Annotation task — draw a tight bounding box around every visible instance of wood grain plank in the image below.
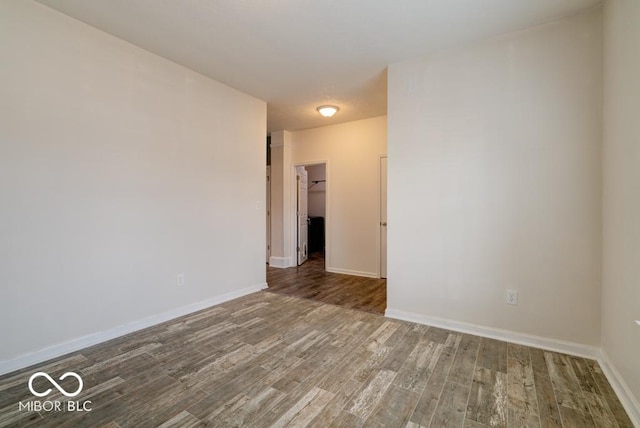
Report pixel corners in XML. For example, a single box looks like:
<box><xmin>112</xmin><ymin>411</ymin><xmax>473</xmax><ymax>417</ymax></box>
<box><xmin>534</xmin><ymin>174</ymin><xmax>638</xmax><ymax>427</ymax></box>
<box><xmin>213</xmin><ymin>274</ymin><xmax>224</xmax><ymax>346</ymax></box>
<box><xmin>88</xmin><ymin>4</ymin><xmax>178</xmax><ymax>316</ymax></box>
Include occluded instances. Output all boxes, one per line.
<box><xmin>429</xmin><ymin>381</ymin><xmax>470</xmax><ymax>427</ymax></box>
<box><xmin>466</xmin><ymin>367</ymin><xmax>507</xmax><ymax>427</ymax></box>
<box><xmin>583</xmin><ymin>391</ymin><xmax>620</xmax><ymax>428</ymax></box>
<box><xmin>259</xmin><ymin>340</ymin><xmax>358</xmax><ymax>427</ymax></box>
<box><xmin>114</xmin><ymin>376</ymin><xmax>208</xmax><ymax>428</ymax></box>
<box><xmin>350</xmin><ymin>344</ymin><xmax>392</xmax><ymax>384</ymax></box>
<box><xmin>423</xmin><ymin>326</ymin><xmax>452</xmax><ymax>344</ymax></box>
<box><xmin>225</xmin><ymin>386</ymin><xmax>285</xmax><ymax>426</ymax></box>
<box><xmin>394</xmin><ymin>339</ymin><xmax>442</xmax><ymax>393</ymax></box>
<box><xmin>185</xmin><ymin>365</ymin><xmax>269</xmax><ymax>420</ymax></box>
<box><xmin>530</xmin><ymin>348</ymin><xmax>563</xmax><ymax>428</ymax></box>
<box><xmin>507</xmin><ymin>408</ymin><xmax>541</xmax><ymax>427</ymax></box>
<box><xmin>366</xmin><ymin>385</ymin><xmax>420</xmax><ymax>427</ymax></box>
<box><xmin>329</xmin><ymin>410</ymin><xmax>365</xmax><ymax>428</ymax></box>
<box><xmin>570</xmin><ymin>357</ymin><xmax>600</xmax><ymax>394</ymax></box>
<box><xmin>272</xmin><ymin>387</ymin><xmax>334</xmax><ymax>428</ymax></box>
<box><xmin>477</xmin><ymin>338</ymin><xmax>508</xmax><ymax>373</ymax></box>
<box><xmin>271</xmin><ymin>345</ymin><xmax>338</xmax><ymax>393</ymax></box>
<box><xmin>316</xmin><ymin>344</ymin><xmax>370</xmax><ymax>394</ymax></box>
<box><xmin>0</xmin><ymin>403</ymin><xmax>44</xmax><ymax>427</ymax></box>
<box><xmin>156</xmin><ymin>410</ymin><xmax>203</xmax><ymax>428</ymax></box>
<box><xmin>558</xmin><ymin>405</ymin><xmax>596</xmax><ymax>428</ymax></box>
<box><xmin>379</xmin><ymin>326</ymin><xmax>424</xmax><ymax>372</ymax></box>
<box><xmin>346</xmin><ymin>369</ymin><xmax>396</xmax><ymax>419</ymax></box>
<box><xmin>464</xmin><ymin>419</ymin><xmax>491</xmax><ymax>428</ymax></box>
<box><xmin>447</xmin><ymin>334</ymin><xmax>481</xmax><ymax>387</ymax></box>
<box><xmin>553</xmin><ymin>387</ymin><xmax>592</xmax><ymax>415</ymax></box>
<box><xmin>585</xmin><ymin>359</ymin><xmax>635</xmax><ymax>428</ymax></box>
<box><xmin>544</xmin><ymin>351</ymin><xmax>592</xmax><ymax>417</ymax></box>
<box><xmin>507</xmin><ymin>343</ymin><xmax>538</xmax><ymax>416</ymax></box>
<box><xmin>544</xmin><ymin>351</ymin><xmax>581</xmax><ymax>392</ymax></box>
<box><xmin>382</xmin><ymin>322</ymin><xmax>411</xmax><ymax>348</ymax></box>
<box><xmin>409</xmin><ymin>332</ymin><xmax>461</xmax><ymax>426</ymax></box>
<box><xmin>307</xmin><ymin>378</ymin><xmax>361</xmax><ymax>428</ymax></box>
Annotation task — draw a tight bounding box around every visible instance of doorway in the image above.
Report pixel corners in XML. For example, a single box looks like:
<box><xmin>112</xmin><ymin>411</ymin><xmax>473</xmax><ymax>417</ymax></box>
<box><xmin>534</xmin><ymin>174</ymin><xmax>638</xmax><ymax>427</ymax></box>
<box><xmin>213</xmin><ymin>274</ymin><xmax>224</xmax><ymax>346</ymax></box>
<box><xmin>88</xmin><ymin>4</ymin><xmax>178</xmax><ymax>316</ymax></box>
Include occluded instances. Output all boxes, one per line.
<box><xmin>295</xmin><ymin>163</ymin><xmax>327</xmax><ymax>268</ymax></box>
<box><xmin>296</xmin><ymin>166</ymin><xmax>309</xmax><ymax>265</ymax></box>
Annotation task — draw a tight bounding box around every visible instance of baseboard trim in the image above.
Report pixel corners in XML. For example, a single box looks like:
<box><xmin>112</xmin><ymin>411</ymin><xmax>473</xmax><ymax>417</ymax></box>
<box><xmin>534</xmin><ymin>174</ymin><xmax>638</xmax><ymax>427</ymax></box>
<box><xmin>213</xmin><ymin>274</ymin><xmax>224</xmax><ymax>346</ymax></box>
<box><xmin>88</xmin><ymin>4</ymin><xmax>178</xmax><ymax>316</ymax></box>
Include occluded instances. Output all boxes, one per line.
<box><xmin>385</xmin><ymin>308</ymin><xmax>600</xmax><ymax>360</ymax></box>
<box><xmin>269</xmin><ymin>256</ymin><xmax>293</xmax><ymax>268</ymax></box>
<box><xmin>598</xmin><ymin>350</ymin><xmax>640</xmax><ymax>426</ymax></box>
<box><xmin>0</xmin><ymin>282</ymin><xmax>268</xmax><ymax>376</ymax></box>
<box><xmin>325</xmin><ymin>267</ymin><xmax>379</xmax><ymax>278</ymax></box>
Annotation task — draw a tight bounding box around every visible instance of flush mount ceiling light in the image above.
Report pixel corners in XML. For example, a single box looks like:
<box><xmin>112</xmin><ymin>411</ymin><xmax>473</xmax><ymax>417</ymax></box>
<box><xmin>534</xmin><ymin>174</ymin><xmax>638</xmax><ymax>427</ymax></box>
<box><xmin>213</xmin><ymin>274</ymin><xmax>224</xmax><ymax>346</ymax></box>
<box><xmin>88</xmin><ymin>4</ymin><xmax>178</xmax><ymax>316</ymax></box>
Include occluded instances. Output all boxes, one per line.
<box><xmin>316</xmin><ymin>105</ymin><xmax>339</xmax><ymax>117</ymax></box>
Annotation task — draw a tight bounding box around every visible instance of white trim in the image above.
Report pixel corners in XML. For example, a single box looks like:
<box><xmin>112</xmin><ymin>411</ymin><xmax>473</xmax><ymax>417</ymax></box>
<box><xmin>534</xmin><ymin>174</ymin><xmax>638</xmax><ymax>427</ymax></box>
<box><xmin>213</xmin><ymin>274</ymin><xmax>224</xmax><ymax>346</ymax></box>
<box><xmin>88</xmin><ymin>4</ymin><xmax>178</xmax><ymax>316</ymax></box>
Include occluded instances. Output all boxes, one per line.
<box><xmin>268</xmin><ymin>256</ymin><xmax>293</xmax><ymax>268</ymax></box>
<box><xmin>269</xmin><ymin>142</ymin><xmax>282</xmax><ymax>148</ymax></box>
<box><xmin>326</xmin><ymin>267</ymin><xmax>379</xmax><ymax>279</ymax></box>
<box><xmin>598</xmin><ymin>350</ymin><xmax>640</xmax><ymax>426</ymax></box>
<box><xmin>0</xmin><ymin>283</ymin><xmax>267</xmax><ymax>376</ymax></box>
<box><xmin>384</xmin><ymin>308</ymin><xmax>600</xmax><ymax>359</ymax></box>
<box><xmin>378</xmin><ymin>154</ymin><xmax>387</xmax><ymax>279</ymax></box>
<box><xmin>266</xmin><ymin>166</ymin><xmax>271</xmax><ymax>264</ymax></box>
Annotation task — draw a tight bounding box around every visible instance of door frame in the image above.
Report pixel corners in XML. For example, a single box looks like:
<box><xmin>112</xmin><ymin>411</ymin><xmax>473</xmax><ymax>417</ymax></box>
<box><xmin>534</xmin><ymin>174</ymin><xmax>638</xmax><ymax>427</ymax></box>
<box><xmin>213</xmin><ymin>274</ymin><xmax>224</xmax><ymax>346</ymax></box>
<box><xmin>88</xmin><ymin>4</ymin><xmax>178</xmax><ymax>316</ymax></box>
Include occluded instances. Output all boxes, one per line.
<box><xmin>378</xmin><ymin>155</ymin><xmax>387</xmax><ymax>279</ymax></box>
<box><xmin>295</xmin><ymin>166</ymin><xmax>309</xmax><ymax>265</ymax></box>
<box><xmin>266</xmin><ymin>166</ymin><xmax>271</xmax><ymax>264</ymax></box>
<box><xmin>290</xmin><ymin>161</ymin><xmax>329</xmax><ymax>269</ymax></box>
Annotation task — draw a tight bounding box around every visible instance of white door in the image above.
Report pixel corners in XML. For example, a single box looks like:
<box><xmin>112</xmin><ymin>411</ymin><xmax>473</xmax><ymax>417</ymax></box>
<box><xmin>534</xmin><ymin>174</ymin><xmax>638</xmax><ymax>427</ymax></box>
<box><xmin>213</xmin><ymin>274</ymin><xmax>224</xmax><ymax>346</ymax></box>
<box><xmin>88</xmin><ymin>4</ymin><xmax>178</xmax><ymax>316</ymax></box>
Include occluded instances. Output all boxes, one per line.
<box><xmin>380</xmin><ymin>157</ymin><xmax>387</xmax><ymax>278</ymax></box>
<box><xmin>296</xmin><ymin>166</ymin><xmax>309</xmax><ymax>265</ymax></box>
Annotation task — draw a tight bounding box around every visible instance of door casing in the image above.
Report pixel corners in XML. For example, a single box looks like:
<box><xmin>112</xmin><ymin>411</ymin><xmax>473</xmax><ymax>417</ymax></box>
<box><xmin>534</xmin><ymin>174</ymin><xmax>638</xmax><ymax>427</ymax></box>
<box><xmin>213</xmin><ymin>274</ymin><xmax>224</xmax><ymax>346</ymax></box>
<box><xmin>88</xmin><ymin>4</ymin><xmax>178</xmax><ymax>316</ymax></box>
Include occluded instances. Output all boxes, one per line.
<box><xmin>290</xmin><ymin>161</ymin><xmax>328</xmax><ymax>268</ymax></box>
<box><xmin>296</xmin><ymin>166</ymin><xmax>309</xmax><ymax>265</ymax></box>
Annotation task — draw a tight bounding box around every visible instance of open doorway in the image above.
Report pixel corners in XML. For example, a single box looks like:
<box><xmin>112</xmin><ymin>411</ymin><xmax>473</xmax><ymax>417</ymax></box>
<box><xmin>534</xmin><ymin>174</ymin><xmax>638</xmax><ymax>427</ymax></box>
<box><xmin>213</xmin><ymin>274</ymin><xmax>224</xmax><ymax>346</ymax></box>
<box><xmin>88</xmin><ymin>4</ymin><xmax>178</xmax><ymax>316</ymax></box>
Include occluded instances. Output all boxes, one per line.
<box><xmin>295</xmin><ymin>166</ymin><xmax>308</xmax><ymax>265</ymax></box>
<box><xmin>295</xmin><ymin>163</ymin><xmax>326</xmax><ymax>268</ymax></box>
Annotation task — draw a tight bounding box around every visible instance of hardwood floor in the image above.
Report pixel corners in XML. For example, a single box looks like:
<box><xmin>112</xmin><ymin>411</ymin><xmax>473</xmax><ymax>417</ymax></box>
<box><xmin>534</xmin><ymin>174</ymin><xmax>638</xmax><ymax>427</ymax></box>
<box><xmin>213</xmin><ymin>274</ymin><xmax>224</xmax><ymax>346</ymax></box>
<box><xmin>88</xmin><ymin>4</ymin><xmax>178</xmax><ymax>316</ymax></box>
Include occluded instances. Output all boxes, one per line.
<box><xmin>0</xmin><ymin>292</ymin><xmax>633</xmax><ymax>427</ymax></box>
<box><xmin>266</xmin><ymin>252</ymin><xmax>386</xmax><ymax>315</ymax></box>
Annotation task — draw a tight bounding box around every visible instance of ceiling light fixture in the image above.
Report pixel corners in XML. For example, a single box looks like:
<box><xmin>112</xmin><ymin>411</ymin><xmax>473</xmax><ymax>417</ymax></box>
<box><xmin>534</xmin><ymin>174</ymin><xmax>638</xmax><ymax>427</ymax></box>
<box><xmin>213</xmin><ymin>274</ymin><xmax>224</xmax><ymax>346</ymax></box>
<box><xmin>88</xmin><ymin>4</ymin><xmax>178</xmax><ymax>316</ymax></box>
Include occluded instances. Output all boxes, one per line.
<box><xmin>316</xmin><ymin>105</ymin><xmax>339</xmax><ymax>117</ymax></box>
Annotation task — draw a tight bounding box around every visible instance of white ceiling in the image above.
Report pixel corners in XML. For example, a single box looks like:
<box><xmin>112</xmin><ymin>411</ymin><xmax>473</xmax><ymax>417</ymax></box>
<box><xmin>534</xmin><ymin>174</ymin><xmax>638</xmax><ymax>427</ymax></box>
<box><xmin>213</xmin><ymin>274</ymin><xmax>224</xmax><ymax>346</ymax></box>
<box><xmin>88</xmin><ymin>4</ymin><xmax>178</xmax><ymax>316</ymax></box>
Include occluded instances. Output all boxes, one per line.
<box><xmin>36</xmin><ymin>0</ymin><xmax>600</xmax><ymax>133</ymax></box>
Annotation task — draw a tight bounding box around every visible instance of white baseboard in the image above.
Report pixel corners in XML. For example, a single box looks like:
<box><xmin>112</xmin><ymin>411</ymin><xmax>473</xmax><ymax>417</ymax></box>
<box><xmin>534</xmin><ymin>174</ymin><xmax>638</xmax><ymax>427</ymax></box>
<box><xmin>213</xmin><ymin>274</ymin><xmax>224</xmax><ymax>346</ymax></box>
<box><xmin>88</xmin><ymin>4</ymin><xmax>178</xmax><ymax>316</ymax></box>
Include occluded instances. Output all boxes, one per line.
<box><xmin>384</xmin><ymin>308</ymin><xmax>600</xmax><ymax>360</ymax></box>
<box><xmin>0</xmin><ymin>282</ymin><xmax>267</xmax><ymax>376</ymax></box>
<box><xmin>325</xmin><ymin>267</ymin><xmax>379</xmax><ymax>278</ymax></box>
<box><xmin>598</xmin><ymin>350</ymin><xmax>640</xmax><ymax>426</ymax></box>
<box><xmin>269</xmin><ymin>256</ymin><xmax>293</xmax><ymax>268</ymax></box>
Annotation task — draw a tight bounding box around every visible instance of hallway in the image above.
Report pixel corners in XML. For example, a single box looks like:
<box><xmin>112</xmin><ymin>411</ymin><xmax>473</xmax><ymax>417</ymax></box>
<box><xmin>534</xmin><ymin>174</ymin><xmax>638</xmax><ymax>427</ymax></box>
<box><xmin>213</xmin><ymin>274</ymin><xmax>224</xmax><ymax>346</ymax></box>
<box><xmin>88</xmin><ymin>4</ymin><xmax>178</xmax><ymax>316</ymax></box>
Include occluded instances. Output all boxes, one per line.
<box><xmin>266</xmin><ymin>253</ymin><xmax>386</xmax><ymax>315</ymax></box>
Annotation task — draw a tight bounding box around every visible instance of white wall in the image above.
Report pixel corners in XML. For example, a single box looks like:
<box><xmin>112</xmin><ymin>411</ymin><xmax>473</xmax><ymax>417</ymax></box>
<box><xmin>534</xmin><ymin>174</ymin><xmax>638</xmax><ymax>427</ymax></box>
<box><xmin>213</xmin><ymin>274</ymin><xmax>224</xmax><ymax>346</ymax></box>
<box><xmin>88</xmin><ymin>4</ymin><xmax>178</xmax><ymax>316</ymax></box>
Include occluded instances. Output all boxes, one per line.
<box><xmin>268</xmin><ymin>131</ymin><xmax>294</xmax><ymax>268</ymax></box>
<box><xmin>0</xmin><ymin>1</ymin><xmax>266</xmax><ymax>366</ymax></box>
<box><xmin>602</xmin><ymin>0</ymin><xmax>640</xmax><ymax>411</ymax></box>
<box><xmin>290</xmin><ymin>116</ymin><xmax>387</xmax><ymax>277</ymax></box>
<box><xmin>387</xmin><ymin>10</ymin><xmax>602</xmax><ymax>345</ymax></box>
<box><xmin>306</xmin><ymin>164</ymin><xmax>326</xmax><ymax>218</ymax></box>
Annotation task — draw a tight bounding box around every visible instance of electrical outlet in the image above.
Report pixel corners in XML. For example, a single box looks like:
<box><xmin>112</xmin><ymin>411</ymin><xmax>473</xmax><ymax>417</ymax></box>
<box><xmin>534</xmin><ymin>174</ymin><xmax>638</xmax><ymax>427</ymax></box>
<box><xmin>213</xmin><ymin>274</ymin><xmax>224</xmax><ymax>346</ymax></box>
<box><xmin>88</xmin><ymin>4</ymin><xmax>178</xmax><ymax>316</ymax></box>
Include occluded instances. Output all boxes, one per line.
<box><xmin>177</xmin><ymin>273</ymin><xmax>185</xmax><ymax>287</ymax></box>
<box><xmin>506</xmin><ymin>289</ymin><xmax>518</xmax><ymax>305</ymax></box>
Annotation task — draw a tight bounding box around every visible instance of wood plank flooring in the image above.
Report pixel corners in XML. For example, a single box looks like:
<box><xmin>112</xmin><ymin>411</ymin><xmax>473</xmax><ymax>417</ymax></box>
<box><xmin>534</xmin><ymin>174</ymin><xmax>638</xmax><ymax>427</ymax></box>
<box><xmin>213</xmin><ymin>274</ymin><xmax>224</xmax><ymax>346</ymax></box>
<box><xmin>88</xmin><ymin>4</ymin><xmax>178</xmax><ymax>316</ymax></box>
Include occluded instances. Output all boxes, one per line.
<box><xmin>266</xmin><ymin>253</ymin><xmax>386</xmax><ymax>315</ymax></box>
<box><xmin>0</xmin><ymin>291</ymin><xmax>633</xmax><ymax>427</ymax></box>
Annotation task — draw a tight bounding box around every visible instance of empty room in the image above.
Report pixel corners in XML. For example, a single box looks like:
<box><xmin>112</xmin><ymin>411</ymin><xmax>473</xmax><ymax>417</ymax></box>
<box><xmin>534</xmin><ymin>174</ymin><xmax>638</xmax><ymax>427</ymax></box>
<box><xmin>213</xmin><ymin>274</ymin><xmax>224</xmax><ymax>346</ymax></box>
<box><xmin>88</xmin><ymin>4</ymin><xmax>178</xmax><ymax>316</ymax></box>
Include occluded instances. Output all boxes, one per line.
<box><xmin>0</xmin><ymin>1</ymin><xmax>638</xmax><ymax>427</ymax></box>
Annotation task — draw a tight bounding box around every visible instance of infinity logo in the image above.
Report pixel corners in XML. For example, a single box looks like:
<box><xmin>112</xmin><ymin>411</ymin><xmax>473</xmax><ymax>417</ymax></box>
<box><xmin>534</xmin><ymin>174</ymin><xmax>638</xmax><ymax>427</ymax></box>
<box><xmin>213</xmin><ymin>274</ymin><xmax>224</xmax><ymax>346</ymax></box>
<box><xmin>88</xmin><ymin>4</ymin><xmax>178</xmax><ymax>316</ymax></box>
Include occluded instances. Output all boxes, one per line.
<box><xmin>28</xmin><ymin>372</ymin><xmax>83</xmax><ymax>398</ymax></box>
